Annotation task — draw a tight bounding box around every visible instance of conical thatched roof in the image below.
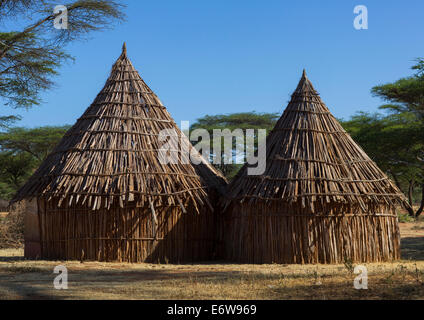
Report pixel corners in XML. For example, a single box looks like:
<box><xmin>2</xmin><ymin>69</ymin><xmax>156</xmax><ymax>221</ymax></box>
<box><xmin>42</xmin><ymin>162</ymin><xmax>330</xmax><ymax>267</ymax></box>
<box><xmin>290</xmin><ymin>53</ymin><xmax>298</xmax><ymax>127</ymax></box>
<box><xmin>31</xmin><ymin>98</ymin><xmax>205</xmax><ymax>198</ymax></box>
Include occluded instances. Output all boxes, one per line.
<box><xmin>14</xmin><ymin>43</ymin><xmax>226</xmax><ymax>210</ymax></box>
<box><xmin>225</xmin><ymin>70</ymin><xmax>408</xmax><ymax>213</ymax></box>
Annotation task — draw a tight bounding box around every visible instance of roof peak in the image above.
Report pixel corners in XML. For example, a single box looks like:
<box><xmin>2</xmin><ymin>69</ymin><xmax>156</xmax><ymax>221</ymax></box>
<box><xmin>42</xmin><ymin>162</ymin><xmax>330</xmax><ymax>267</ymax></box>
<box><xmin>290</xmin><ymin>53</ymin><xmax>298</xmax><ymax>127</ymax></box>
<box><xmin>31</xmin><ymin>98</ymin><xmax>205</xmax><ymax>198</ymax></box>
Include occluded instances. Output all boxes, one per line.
<box><xmin>293</xmin><ymin>69</ymin><xmax>317</xmax><ymax>96</ymax></box>
<box><xmin>12</xmin><ymin>43</ymin><xmax>227</xmax><ymax>209</ymax></box>
<box><xmin>121</xmin><ymin>42</ymin><xmax>127</xmax><ymax>56</ymax></box>
<box><xmin>224</xmin><ymin>69</ymin><xmax>408</xmax><ymax>210</ymax></box>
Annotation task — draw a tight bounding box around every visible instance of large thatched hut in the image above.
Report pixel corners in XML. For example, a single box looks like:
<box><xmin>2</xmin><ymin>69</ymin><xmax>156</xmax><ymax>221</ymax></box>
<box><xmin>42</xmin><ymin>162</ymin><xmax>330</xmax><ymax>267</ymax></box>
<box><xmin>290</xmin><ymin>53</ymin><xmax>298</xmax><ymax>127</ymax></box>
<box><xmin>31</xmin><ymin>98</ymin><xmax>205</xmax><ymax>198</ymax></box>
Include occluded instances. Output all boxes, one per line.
<box><xmin>223</xmin><ymin>70</ymin><xmax>408</xmax><ymax>264</ymax></box>
<box><xmin>14</xmin><ymin>44</ymin><xmax>226</xmax><ymax>263</ymax></box>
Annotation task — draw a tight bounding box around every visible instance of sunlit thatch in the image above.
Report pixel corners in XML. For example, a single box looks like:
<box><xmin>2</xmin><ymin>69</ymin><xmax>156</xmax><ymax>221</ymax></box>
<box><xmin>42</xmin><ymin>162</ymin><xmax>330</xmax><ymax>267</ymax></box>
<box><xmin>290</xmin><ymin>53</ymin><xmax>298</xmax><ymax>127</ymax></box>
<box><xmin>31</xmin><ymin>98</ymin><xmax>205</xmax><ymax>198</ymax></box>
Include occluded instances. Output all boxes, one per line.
<box><xmin>223</xmin><ymin>70</ymin><xmax>408</xmax><ymax>264</ymax></box>
<box><xmin>14</xmin><ymin>44</ymin><xmax>227</xmax><ymax>263</ymax></box>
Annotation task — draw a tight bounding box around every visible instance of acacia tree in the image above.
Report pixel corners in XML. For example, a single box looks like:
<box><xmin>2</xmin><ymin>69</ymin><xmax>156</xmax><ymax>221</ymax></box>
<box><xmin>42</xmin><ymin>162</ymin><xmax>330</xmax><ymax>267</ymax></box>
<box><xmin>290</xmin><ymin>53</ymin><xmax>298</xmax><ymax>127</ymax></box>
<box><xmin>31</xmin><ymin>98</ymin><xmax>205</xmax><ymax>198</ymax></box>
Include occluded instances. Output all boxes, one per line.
<box><xmin>190</xmin><ymin>112</ymin><xmax>279</xmax><ymax>179</ymax></box>
<box><xmin>0</xmin><ymin>125</ymin><xmax>70</xmax><ymax>163</ymax></box>
<box><xmin>372</xmin><ymin>59</ymin><xmax>424</xmax><ymax>119</ymax></box>
<box><xmin>0</xmin><ymin>125</ymin><xmax>69</xmax><ymax>199</ymax></box>
<box><xmin>0</xmin><ymin>152</ymin><xmax>35</xmax><ymax>197</ymax></box>
<box><xmin>370</xmin><ymin>59</ymin><xmax>424</xmax><ymax>217</ymax></box>
<box><xmin>342</xmin><ymin>111</ymin><xmax>423</xmax><ymax>217</ymax></box>
<box><xmin>0</xmin><ymin>0</ymin><xmax>125</xmax><ymax>116</ymax></box>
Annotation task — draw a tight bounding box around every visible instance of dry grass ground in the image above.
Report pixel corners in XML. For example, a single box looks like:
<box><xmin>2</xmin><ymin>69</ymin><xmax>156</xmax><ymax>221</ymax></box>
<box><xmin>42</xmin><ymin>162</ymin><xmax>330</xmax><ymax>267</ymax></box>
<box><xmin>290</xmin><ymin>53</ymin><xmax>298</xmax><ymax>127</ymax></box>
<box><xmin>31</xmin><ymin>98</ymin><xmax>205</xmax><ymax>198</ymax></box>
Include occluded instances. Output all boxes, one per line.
<box><xmin>0</xmin><ymin>220</ymin><xmax>423</xmax><ymax>300</ymax></box>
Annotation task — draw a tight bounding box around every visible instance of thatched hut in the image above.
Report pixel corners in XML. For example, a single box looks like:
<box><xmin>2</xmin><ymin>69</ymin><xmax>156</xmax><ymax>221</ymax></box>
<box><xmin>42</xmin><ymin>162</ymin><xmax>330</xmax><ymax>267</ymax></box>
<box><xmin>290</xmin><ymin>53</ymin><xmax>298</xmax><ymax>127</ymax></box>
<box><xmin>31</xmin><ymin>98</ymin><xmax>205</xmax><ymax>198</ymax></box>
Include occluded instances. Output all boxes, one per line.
<box><xmin>14</xmin><ymin>44</ymin><xmax>226</xmax><ymax>263</ymax></box>
<box><xmin>223</xmin><ymin>70</ymin><xmax>408</xmax><ymax>264</ymax></box>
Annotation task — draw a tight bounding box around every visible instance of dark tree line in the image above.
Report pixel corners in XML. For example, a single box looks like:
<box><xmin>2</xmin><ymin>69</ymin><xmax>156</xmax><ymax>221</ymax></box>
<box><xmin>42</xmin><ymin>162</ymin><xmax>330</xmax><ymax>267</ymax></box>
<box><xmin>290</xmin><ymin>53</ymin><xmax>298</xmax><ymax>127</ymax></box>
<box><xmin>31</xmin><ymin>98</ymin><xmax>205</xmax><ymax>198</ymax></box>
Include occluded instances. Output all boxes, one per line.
<box><xmin>0</xmin><ymin>126</ymin><xmax>69</xmax><ymax>199</ymax></box>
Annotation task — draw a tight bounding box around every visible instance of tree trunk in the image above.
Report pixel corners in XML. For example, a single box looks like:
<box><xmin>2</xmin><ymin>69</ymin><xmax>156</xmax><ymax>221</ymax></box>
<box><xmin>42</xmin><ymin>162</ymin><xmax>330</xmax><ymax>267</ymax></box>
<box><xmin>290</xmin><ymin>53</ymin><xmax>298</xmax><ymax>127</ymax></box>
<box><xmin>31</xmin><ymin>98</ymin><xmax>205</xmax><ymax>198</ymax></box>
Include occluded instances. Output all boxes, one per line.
<box><xmin>407</xmin><ymin>179</ymin><xmax>415</xmax><ymax>216</ymax></box>
<box><xmin>390</xmin><ymin>171</ymin><xmax>402</xmax><ymax>190</ymax></box>
<box><xmin>415</xmin><ymin>183</ymin><xmax>424</xmax><ymax>217</ymax></box>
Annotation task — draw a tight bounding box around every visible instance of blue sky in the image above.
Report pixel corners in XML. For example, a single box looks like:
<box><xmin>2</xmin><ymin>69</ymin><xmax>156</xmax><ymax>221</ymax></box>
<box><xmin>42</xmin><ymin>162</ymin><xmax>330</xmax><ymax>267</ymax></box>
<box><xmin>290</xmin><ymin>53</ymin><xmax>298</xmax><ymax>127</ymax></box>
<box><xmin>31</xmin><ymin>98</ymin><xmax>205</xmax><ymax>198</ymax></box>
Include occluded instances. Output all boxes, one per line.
<box><xmin>3</xmin><ymin>0</ymin><xmax>424</xmax><ymax>128</ymax></box>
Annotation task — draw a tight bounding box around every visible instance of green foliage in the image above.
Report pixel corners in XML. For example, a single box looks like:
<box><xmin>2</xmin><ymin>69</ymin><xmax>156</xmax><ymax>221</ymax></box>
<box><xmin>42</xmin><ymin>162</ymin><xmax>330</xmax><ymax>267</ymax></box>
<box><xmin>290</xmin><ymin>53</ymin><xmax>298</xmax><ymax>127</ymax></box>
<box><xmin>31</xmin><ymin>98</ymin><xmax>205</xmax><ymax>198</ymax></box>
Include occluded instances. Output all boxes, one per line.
<box><xmin>0</xmin><ymin>0</ymin><xmax>126</xmax><ymax>108</ymax></box>
<box><xmin>398</xmin><ymin>213</ymin><xmax>416</xmax><ymax>223</ymax></box>
<box><xmin>0</xmin><ymin>152</ymin><xmax>35</xmax><ymax>199</ymax></box>
<box><xmin>0</xmin><ymin>31</ymin><xmax>69</xmax><ymax>108</ymax></box>
<box><xmin>0</xmin><ymin>125</ymin><xmax>68</xmax><ymax>199</ymax></box>
<box><xmin>341</xmin><ymin>111</ymin><xmax>423</xmax><ymax>215</ymax></box>
<box><xmin>191</xmin><ymin>112</ymin><xmax>280</xmax><ymax>129</ymax></box>
<box><xmin>343</xmin><ymin>256</ymin><xmax>354</xmax><ymax>274</ymax></box>
<box><xmin>372</xmin><ymin>78</ymin><xmax>424</xmax><ymax>119</ymax></box>
<box><xmin>341</xmin><ymin>112</ymin><xmax>422</xmax><ymax>177</ymax></box>
<box><xmin>0</xmin><ymin>115</ymin><xmax>20</xmax><ymax>130</ymax></box>
<box><xmin>343</xmin><ymin>58</ymin><xmax>424</xmax><ymax>217</ymax></box>
<box><xmin>190</xmin><ymin>112</ymin><xmax>279</xmax><ymax>179</ymax></box>
<box><xmin>412</xmin><ymin>58</ymin><xmax>424</xmax><ymax>78</ymax></box>
<box><xmin>0</xmin><ymin>181</ymin><xmax>15</xmax><ymax>200</ymax></box>
<box><xmin>372</xmin><ymin>59</ymin><xmax>424</xmax><ymax>119</ymax></box>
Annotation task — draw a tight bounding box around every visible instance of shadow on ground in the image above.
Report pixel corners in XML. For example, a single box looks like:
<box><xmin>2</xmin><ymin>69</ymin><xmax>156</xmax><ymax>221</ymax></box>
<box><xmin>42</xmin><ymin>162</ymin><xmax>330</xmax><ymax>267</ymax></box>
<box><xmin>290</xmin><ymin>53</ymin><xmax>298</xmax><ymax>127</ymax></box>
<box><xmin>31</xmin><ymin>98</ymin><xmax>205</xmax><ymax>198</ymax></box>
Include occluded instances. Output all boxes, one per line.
<box><xmin>0</xmin><ymin>256</ymin><xmax>25</xmax><ymax>262</ymax></box>
<box><xmin>1</xmin><ymin>265</ymin><xmax>424</xmax><ymax>300</ymax></box>
<box><xmin>401</xmin><ymin>237</ymin><xmax>424</xmax><ymax>261</ymax></box>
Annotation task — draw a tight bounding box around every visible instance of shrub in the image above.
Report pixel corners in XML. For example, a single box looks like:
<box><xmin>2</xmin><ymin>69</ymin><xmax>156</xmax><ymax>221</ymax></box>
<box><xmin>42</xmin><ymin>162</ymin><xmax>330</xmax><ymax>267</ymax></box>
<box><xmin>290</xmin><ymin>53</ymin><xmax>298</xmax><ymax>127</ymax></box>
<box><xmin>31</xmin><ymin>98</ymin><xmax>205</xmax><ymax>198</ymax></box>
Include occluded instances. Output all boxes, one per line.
<box><xmin>398</xmin><ymin>213</ymin><xmax>416</xmax><ymax>223</ymax></box>
<box><xmin>0</xmin><ymin>201</ymin><xmax>24</xmax><ymax>248</ymax></box>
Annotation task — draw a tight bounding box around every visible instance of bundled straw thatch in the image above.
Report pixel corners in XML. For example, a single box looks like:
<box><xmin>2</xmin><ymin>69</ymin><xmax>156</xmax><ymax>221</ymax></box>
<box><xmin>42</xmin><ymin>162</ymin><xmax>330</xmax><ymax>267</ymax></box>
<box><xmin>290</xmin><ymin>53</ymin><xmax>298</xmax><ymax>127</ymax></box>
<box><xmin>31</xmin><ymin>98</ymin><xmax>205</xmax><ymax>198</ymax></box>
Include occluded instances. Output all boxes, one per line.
<box><xmin>14</xmin><ymin>43</ymin><xmax>227</xmax><ymax>263</ymax></box>
<box><xmin>223</xmin><ymin>70</ymin><xmax>409</xmax><ymax>264</ymax></box>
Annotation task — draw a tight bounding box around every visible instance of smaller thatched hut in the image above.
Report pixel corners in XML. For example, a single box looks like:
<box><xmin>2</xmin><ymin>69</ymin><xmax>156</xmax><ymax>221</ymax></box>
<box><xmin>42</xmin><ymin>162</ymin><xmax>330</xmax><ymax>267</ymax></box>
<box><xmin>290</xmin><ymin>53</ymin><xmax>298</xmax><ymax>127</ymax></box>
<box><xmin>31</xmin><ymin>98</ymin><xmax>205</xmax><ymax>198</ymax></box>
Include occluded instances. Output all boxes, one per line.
<box><xmin>223</xmin><ymin>70</ymin><xmax>409</xmax><ymax>264</ymax></box>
